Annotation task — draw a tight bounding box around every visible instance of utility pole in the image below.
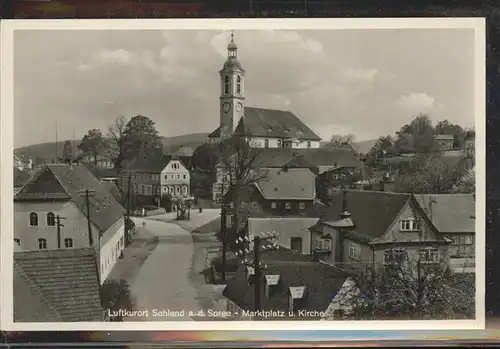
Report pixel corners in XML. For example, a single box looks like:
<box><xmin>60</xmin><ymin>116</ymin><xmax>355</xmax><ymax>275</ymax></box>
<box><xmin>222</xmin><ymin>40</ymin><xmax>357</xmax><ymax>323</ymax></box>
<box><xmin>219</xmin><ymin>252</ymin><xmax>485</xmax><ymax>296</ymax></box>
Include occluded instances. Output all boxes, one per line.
<box><xmin>56</xmin><ymin>215</ymin><xmax>66</xmax><ymax>249</ymax></box>
<box><xmin>220</xmin><ymin>173</ymin><xmax>227</xmax><ymax>281</ymax></box>
<box><xmin>235</xmin><ymin>232</ymin><xmax>279</xmax><ymax>312</ymax></box>
<box><xmin>78</xmin><ymin>189</ymin><xmax>97</xmax><ymax>246</ymax></box>
<box><xmin>125</xmin><ymin>174</ymin><xmax>133</xmax><ymax>245</ymax></box>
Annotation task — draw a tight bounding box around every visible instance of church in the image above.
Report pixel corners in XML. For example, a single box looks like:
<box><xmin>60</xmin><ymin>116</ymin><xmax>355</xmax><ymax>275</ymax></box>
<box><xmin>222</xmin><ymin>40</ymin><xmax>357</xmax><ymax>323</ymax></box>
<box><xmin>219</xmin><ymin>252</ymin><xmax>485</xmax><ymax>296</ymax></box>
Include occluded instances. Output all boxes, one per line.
<box><xmin>208</xmin><ymin>33</ymin><xmax>322</xmax><ymax>149</ymax></box>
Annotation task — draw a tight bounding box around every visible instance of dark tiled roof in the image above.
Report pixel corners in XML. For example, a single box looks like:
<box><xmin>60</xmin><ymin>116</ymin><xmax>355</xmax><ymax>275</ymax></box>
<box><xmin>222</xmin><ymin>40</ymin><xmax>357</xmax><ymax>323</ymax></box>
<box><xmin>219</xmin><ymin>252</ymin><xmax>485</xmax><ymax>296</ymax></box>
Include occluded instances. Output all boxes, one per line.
<box><xmin>15</xmin><ymin>164</ymin><xmax>125</xmax><ymax>233</ymax></box>
<box><xmin>126</xmin><ymin>154</ymin><xmax>192</xmax><ymax>173</ymax></box>
<box><xmin>252</xmin><ymin>148</ymin><xmax>365</xmax><ymax>170</ymax></box>
<box><xmin>14</xmin><ymin>248</ymin><xmax>103</xmax><ymax>322</ymax></box>
<box><xmin>233</xmin><ymin>107</ymin><xmax>321</xmax><ymax>141</ymax></box>
<box><xmin>314</xmin><ymin>190</ymin><xmax>411</xmax><ymax>241</ymax></box>
<box><xmin>223</xmin><ymin>251</ymin><xmax>348</xmax><ymax>318</ymax></box>
<box><xmin>14</xmin><ymin>167</ymin><xmax>31</xmax><ymax>188</ymax></box>
<box><xmin>102</xmin><ymin>182</ymin><xmax>125</xmax><ymax>204</ymax></box>
<box><xmin>415</xmin><ymin>194</ymin><xmax>475</xmax><ymax>234</ymax></box>
<box><xmin>192</xmin><ymin>216</ymin><xmax>221</xmax><ymax>234</ymax></box>
<box><xmin>255</xmin><ymin>168</ymin><xmax>316</xmax><ymax>200</ymax></box>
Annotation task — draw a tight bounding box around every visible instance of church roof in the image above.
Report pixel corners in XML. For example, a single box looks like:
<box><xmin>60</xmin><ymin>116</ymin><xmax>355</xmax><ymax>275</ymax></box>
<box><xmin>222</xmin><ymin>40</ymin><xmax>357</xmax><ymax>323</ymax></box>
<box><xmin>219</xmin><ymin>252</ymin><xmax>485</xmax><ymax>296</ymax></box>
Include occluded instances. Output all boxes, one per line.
<box><xmin>222</xmin><ymin>57</ymin><xmax>244</xmax><ymax>71</ymax></box>
<box><xmin>209</xmin><ymin>107</ymin><xmax>321</xmax><ymax>141</ymax></box>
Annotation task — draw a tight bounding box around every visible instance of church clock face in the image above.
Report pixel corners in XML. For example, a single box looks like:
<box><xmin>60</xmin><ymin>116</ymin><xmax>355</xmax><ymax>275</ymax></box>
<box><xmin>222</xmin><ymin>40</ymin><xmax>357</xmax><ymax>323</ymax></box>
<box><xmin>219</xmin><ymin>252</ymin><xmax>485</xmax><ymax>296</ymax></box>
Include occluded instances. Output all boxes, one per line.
<box><xmin>236</xmin><ymin>103</ymin><xmax>242</xmax><ymax>112</ymax></box>
<box><xmin>223</xmin><ymin>102</ymin><xmax>230</xmax><ymax>113</ymax></box>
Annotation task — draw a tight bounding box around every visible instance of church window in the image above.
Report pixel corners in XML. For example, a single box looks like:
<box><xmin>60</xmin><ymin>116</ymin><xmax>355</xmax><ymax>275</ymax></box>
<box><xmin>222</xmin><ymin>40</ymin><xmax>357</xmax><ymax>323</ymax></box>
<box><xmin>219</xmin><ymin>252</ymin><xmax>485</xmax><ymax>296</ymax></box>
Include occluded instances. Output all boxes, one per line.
<box><xmin>224</xmin><ymin>76</ymin><xmax>230</xmax><ymax>94</ymax></box>
<box><xmin>264</xmin><ymin>139</ymin><xmax>269</xmax><ymax>148</ymax></box>
<box><xmin>236</xmin><ymin>76</ymin><xmax>241</xmax><ymax>94</ymax></box>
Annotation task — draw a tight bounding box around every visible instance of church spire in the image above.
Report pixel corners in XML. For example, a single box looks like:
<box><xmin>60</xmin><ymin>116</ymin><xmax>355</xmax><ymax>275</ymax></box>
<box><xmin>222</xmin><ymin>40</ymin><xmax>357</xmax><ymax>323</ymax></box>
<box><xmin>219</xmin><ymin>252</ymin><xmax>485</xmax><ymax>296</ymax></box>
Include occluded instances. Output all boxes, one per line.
<box><xmin>227</xmin><ymin>31</ymin><xmax>238</xmax><ymax>58</ymax></box>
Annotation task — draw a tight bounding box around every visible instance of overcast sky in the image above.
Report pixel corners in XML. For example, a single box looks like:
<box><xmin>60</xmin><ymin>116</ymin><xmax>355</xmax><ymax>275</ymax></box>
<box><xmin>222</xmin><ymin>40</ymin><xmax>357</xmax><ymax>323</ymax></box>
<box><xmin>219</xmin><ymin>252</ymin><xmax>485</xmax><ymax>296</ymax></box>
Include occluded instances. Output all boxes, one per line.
<box><xmin>13</xmin><ymin>28</ymin><xmax>475</xmax><ymax>148</ymax></box>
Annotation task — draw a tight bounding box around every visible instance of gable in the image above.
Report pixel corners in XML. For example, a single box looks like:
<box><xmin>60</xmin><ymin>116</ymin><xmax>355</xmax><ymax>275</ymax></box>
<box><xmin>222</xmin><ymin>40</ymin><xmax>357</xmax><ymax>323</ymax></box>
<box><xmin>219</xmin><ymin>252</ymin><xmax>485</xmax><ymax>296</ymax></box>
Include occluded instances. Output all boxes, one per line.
<box><xmin>163</xmin><ymin>159</ymin><xmax>188</xmax><ymax>173</ymax></box>
<box><xmin>15</xmin><ymin>167</ymin><xmax>70</xmax><ymax>201</ymax></box>
<box><xmin>372</xmin><ymin>200</ymin><xmax>440</xmax><ymax>244</ymax></box>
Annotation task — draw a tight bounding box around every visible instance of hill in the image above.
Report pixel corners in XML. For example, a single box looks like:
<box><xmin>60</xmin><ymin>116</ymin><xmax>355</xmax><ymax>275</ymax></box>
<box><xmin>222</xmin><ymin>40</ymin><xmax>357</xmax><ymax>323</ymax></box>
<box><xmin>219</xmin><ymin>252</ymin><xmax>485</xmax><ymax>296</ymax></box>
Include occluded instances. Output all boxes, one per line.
<box><xmin>14</xmin><ymin>133</ymin><xmax>210</xmax><ymax>161</ymax></box>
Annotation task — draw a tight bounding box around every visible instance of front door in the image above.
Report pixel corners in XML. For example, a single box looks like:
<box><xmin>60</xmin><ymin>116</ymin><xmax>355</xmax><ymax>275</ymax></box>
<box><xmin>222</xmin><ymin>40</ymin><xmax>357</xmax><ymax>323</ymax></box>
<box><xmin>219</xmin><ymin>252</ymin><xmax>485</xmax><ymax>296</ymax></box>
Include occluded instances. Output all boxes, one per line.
<box><xmin>290</xmin><ymin>237</ymin><xmax>303</xmax><ymax>253</ymax></box>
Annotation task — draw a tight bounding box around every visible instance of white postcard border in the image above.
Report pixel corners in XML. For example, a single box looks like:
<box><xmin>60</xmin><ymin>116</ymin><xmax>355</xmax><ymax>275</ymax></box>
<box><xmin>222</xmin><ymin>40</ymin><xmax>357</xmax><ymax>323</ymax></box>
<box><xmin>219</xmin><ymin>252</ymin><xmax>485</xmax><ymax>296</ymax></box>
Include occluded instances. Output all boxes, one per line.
<box><xmin>0</xmin><ymin>18</ymin><xmax>486</xmax><ymax>332</ymax></box>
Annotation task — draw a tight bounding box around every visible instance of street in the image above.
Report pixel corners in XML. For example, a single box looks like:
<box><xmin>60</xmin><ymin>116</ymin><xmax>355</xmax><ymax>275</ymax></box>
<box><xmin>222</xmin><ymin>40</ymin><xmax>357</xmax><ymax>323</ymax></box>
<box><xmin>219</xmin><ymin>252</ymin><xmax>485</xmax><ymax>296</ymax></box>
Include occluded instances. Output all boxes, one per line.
<box><xmin>110</xmin><ymin>209</ymin><xmax>229</xmax><ymax>321</ymax></box>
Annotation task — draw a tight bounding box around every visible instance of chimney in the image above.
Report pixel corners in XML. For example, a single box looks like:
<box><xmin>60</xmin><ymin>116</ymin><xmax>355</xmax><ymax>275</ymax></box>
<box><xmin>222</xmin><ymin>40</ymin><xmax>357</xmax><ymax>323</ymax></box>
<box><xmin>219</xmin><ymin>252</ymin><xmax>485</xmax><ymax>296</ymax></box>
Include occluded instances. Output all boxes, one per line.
<box><xmin>340</xmin><ymin>190</ymin><xmax>350</xmax><ymax>219</ymax></box>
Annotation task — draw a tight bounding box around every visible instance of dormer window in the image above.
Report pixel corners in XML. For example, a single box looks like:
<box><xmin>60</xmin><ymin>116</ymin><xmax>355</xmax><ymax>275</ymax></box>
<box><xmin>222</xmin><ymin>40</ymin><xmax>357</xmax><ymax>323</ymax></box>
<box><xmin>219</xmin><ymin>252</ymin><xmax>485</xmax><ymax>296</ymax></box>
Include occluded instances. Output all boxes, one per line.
<box><xmin>400</xmin><ymin>218</ymin><xmax>419</xmax><ymax>232</ymax></box>
<box><xmin>288</xmin><ymin>286</ymin><xmax>307</xmax><ymax>312</ymax></box>
<box><xmin>264</xmin><ymin>274</ymin><xmax>280</xmax><ymax>297</ymax></box>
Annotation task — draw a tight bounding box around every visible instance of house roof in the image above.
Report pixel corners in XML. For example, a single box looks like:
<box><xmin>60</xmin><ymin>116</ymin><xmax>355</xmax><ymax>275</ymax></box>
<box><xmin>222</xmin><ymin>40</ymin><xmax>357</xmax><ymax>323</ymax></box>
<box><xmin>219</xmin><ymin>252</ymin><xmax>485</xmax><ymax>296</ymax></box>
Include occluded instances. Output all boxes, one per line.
<box><xmin>414</xmin><ymin>194</ymin><xmax>475</xmax><ymax>234</ymax></box>
<box><xmin>248</xmin><ymin>217</ymin><xmax>320</xmax><ymax>240</ymax></box>
<box><xmin>14</xmin><ymin>167</ymin><xmax>31</xmax><ymax>188</ymax></box>
<box><xmin>125</xmin><ymin>154</ymin><xmax>191</xmax><ymax>173</ymax></box>
<box><xmin>232</xmin><ymin>107</ymin><xmax>321</xmax><ymax>141</ymax></box>
<box><xmin>102</xmin><ymin>182</ymin><xmax>125</xmax><ymax>204</ymax></box>
<box><xmin>14</xmin><ymin>164</ymin><xmax>125</xmax><ymax>233</ymax></box>
<box><xmin>313</xmin><ymin>190</ymin><xmax>411</xmax><ymax>241</ymax></box>
<box><xmin>251</xmin><ymin>148</ymin><xmax>365</xmax><ymax>171</ymax></box>
<box><xmin>435</xmin><ymin>134</ymin><xmax>455</xmax><ymax>140</ymax></box>
<box><xmin>14</xmin><ymin>248</ymin><xmax>103</xmax><ymax>322</ymax></box>
<box><xmin>223</xmin><ymin>251</ymin><xmax>349</xmax><ymax>318</ymax></box>
<box><xmin>255</xmin><ymin>168</ymin><xmax>316</xmax><ymax>200</ymax></box>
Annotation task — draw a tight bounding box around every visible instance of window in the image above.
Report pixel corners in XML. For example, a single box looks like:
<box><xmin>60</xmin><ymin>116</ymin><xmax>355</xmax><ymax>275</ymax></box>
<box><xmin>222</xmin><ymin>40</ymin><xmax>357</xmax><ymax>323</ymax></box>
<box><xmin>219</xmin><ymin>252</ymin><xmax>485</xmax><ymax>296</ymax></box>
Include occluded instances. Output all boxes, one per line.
<box><xmin>177</xmin><ymin>174</ymin><xmax>181</xmax><ymax>180</ymax></box>
<box><xmin>307</xmin><ymin>141</ymin><xmax>311</xmax><ymax>148</ymax></box>
<box><xmin>164</xmin><ymin>187</ymin><xmax>167</xmax><ymax>192</ymax></box>
<box><xmin>164</xmin><ymin>175</ymin><xmax>167</xmax><ymax>180</ymax></box>
<box><xmin>29</xmin><ymin>212</ymin><xmax>38</xmax><ymax>227</ymax></box>
<box><xmin>264</xmin><ymin>139</ymin><xmax>269</xmax><ymax>148</ymax></box>
<box><xmin>290</xmin><ymin>237</ymin><xmax>303</xmax><ymax>253</ymax></box>
<box><xmin>400</xmin><ymin>218</ymin><xmax>418</xmax><ymax>231</ymax></box>
<box><xmin>271</xmin><ymin>202</ymin><xmax>277</xmax><ymax>209</ymax></box>
<box><xmin>348</xmin><ymin>242</ymin><xmax>360</xmax><ymax>260</ymax></box>
<box><xmin>169</xmin><ymin>186</ymin><xmax>174</xmax><ymax>193</ymax></box>
<box><xmin>224</xmin><ymin>75</ymin><xmax>230</xmax><ymax>94</ymax></box>
<box><xmin>46</xmin><ymin>212</ymin><xmax>56</xmax><ymax>226</ymax></box>
<box><xmin>236</xmin><ymin>75</ymin><xmax>241</xmax><ymax>94</ymax></box>
<box><xmin>419</xmin><ymin>248</ymin><xmax>439</xmax><ymax>263</ymax></box>
<box><xmin>183</xmin><ymin>174</ymin><xmax>187</xmax><ymax>179</ymax></box>
<box><xmin>285</xmin><ymin>202</ymin><xmax>291</xmax><ymax>210</ymax></box>
<box><xmin>38</xmin><ymin>238</ymin><xmax>47</xmax><ymax>250</ymax></box>
<box><xmin>176</xmin><ymin>186</ymin><xmax>180</xmax><ymax>193</ymax></box>
<box><xmin>315</xmin><ymin>238</ymin><xmax>332</xmax><ymax>251</ymax></box>
<box><xmin>14</xmin><ymin>238</ymin><xmax>20</xmax><ymax>246</ymax></box>
<box><xmin>451</xmin><ymin>236</ymin><xmax>460</xmax><ymax>245</ymax></box>
<box><xmin>183</xmin><ymin>186</ymin><xmax>188</xmax><ymax>194</ymax></box>
<box><xmin>299</xmin><ymin>203</ymin><xmax>305</xmax><ymax>210</ymax></box>
<box><xmin>384</xmin><ymin>249</ymin><xmax>406</xmax><ymax>265</ymax></box>
<box><xmin>465</xmin><ymin>235</ymin><xmax>474</xmax><ymax>245</ymax></box>
<box><xmin>64</xmin><ymin>238</ymin><xmax>73</xmax><ymax>248</ymax></box>
<box><xmin>277</xmin><ymin>139</ymin><xmax>282</xmax><ymax>148</ymax></box>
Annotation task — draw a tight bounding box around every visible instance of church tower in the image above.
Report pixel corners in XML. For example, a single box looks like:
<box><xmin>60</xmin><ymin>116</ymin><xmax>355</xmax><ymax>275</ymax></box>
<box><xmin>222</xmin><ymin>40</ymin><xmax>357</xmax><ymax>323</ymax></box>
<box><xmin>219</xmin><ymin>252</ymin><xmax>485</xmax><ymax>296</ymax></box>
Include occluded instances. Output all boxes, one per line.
<box><xmin>219</xmin><ymin>32</ymin><xmax>245</xmax><ymax>140</ymax></box>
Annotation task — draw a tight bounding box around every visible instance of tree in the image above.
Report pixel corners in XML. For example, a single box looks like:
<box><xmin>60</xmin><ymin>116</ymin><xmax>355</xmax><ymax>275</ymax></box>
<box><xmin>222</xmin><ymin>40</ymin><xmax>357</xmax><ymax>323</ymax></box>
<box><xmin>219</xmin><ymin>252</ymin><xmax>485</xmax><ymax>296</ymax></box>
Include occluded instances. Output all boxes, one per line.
<box><xmin>217</xmin><ymin>138</ymin><xmax>268</xmax><ymax>240</ymax></box>
<box><xmin>107</xmin><ymin>116</ymin><xmax>128</xmax><ymax>171</ymax></box>
<box><xmin>327</xmin><ymin>134</ymin><xmax>356</xmax><ymax>152</ymax></box>
<box><xmin>394</xmin><ymin>154</ymin><xmax>463</xmax><ymax>194</ymax></box>
<box><xmin>434</xmin><ymin>120</ymin><xmax>466</xmax><ymax>148</ymax></box>
<box><xmin>100</xmin><ymin>279</ymin><xmax>135</xmax><ymax>321</ymax></box>
<box><xmin>365</xmin><ymin>135</ymin><xmax>393</xmax><ymax>166</ymax></box>
<box><xmin>341</xmin><ymin>259</ymin><xmax>475</xmax><ymax>320</ymax></box>
<box><xmin>394</xmin><ymin>114</ymin><xmax>436</xmax><ymax>154</ymax></box>
<box><xmin>192</xmin><ymin>142</ymin><xmax>219</xmax><ymax>177</ymax></box>
<box><xmin>123</xmin><ymin>115</ymin><xmax>161</xmax><ymax>162</ymax></box>
<box><xmin>78</xmin><ymin>129</ymin><xmax>105</xmax><ymax>168</ymax></box>
<box><xmin>62</xmin><ymin>140</ymin><xmax>73</xmax><ymax>162</ymax></box>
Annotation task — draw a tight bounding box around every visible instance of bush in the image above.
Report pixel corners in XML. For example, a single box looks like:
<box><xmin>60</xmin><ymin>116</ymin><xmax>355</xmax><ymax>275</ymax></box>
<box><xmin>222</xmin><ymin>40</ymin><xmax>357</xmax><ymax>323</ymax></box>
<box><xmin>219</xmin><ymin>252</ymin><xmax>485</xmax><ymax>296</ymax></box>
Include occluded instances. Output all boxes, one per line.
<box><xmin>100</xmin><ymin>279</ymin><xmax>135</xmax><ymax>322</ymax></box>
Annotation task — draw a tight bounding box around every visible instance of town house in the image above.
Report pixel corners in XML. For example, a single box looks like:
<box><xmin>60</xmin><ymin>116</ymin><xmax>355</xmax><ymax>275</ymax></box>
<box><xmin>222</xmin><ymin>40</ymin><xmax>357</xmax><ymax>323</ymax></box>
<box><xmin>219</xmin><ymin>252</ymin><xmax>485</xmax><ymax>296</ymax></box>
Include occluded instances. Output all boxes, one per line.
<box><xmin>434</xmin><ymin>134</ymin><xmax>455</xmax><ymax>151</ymax></box>
<box><xmin>222</xmin><ymin>247</ymin><xmax>356</xmax><ymax>320</ymax></box>
<box><xmin>213</xmin><ymin>147</ymin><xmax>366</xmax><ymax>205</ymax></box>
<box><xmin>223</xmin><ymin>167</ymin><xmax>318</xmax><ymax>232</ymax></box>
<box><xmin>14</xmin><ymin>163</ymin><xmax>126</xmax><ymax>283</ymax></box>
<box><xmin>121</xmin><ymin>153</ymin><xmax>192</xmax><ymax>205</ymax></box>
<box><xmin>415</xmin><ymin>194</ymin><xmax>475</xmax><ymax>273</ymax></box>
<box><xmin>309</xmin><ymin>190</ymin><xmax>451</xmax><ymax>274</ymax></box>
<box><xmin>14</xmin><ymin>247</ymin><xmax>104</xmax><ymax>322</ymax></box>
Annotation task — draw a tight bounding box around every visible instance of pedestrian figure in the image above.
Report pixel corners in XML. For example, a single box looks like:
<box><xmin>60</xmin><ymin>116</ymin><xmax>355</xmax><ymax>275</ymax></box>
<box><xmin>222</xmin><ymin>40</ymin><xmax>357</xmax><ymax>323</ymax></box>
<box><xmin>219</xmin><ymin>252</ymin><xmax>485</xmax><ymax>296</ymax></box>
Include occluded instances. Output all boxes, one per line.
<box><xmin>199</xmin><ymin>207</ymin><xmax>203</xmax><ymax>213</ymax></box>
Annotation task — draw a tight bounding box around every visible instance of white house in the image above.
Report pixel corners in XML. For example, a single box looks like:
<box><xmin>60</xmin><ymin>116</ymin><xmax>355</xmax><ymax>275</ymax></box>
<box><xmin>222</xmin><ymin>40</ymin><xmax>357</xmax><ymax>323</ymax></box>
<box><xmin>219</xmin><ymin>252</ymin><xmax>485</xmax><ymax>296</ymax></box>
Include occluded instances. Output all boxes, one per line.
<box><xmin>14</xmin><ymin>163</ymin><xmax>126</xmax><ymax>284</ymax></box>
<box><xmin>160</xmin><ymin>156</ymin><xmax>191</xmax><ymax>197</ymax></box>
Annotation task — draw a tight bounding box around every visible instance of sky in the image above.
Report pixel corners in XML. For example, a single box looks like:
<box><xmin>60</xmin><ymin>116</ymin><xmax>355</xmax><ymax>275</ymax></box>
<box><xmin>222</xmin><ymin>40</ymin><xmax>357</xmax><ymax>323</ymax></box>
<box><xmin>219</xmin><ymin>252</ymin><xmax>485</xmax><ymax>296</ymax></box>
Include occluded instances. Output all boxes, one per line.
<box><xmin>13</xmin><ymin>28</ymin><xmax>476</xmax><ymax>148</ymax></box>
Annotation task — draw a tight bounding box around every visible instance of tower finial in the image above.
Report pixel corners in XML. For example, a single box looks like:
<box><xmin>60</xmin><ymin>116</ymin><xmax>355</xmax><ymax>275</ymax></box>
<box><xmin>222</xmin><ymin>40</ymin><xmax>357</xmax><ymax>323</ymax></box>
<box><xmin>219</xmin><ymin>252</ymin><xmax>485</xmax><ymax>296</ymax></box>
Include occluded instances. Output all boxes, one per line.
<box><xmin>230</xmin><ymin>31</ymin><xmax>234</xmax><ymax>43</ymax></box>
